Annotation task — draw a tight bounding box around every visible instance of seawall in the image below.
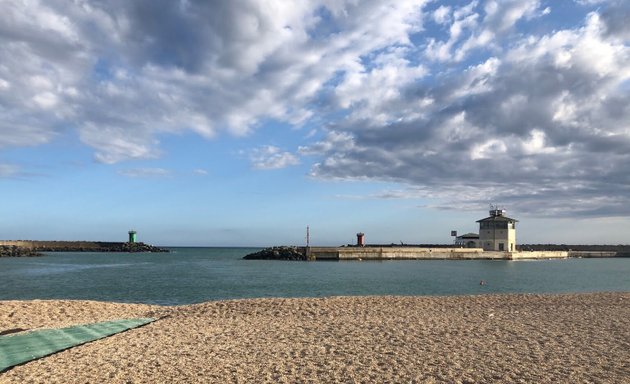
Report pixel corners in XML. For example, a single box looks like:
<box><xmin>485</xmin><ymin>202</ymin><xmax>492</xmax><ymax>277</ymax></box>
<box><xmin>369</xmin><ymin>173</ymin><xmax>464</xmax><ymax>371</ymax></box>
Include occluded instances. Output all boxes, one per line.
<box><xmin>567</xmin><ymin>251</ymin><xmax>618</xmax><ymax>258</ymax></box>
<box><xmin>244</xmin><ymin>247</ymin><xmax>570</xmax><ymax>261</ymax></box>
<box><xmin>309</xmin><ymin>247</ymin><xmax>486</xmax><ymax>260</ymax></box>
<box><xmin>302</xmin><ymin>247</ymin><xmax>569</xmax><ymax>260</ymax></box>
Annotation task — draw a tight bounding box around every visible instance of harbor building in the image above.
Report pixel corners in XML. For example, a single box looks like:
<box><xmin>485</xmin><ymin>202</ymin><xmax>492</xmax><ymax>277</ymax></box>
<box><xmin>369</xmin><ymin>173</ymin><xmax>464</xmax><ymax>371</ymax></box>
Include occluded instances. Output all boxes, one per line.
<box><xmin>476</xmin><ymin>208</ymin><xmax>517</xmax><ymax>251</ymax></box>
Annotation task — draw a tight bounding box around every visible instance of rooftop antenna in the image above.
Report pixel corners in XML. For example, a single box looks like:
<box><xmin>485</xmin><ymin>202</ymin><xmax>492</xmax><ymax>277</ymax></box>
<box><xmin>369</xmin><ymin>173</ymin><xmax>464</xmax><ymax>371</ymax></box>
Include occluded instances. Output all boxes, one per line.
<box><xmin>489</xmin><ymin>203</ymin><xmax>505</xmax><ymax>217</ymax></box>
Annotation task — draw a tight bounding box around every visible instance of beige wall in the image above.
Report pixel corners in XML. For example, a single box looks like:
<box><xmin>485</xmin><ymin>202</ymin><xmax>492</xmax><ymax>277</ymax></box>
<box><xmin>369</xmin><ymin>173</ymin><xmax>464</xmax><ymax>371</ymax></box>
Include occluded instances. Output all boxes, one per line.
<box><xmin>478</xmin><ymin>226</ymin><xmax>516</xmax><ymax>251</ymax></box>
<box><xmin>308</xmin><ymin>247</ymin><xmax>568</xmax><ymax>260</ymax></box>
<box><xmin>510</xmin><ymin>251</ymin><xmax>567</xmax><ymax>259</ymax></box>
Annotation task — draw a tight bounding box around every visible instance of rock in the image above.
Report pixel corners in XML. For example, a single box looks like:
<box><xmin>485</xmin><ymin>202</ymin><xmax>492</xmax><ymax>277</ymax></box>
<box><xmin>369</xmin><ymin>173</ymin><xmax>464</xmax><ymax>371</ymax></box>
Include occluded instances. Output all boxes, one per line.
<box><xmin>243</xmin><ymin>246</ymin><xmax>307</xmax><ymax>260</ymax></box>
<box><xmin>118</xmin><ymin>242</ymin><xmax>170</xmax><ymax>253</ymax></box>
<box><xmin>0</xmin><ymin>245</ymin><xmax>42</xmax><ymax>257</ymax></box>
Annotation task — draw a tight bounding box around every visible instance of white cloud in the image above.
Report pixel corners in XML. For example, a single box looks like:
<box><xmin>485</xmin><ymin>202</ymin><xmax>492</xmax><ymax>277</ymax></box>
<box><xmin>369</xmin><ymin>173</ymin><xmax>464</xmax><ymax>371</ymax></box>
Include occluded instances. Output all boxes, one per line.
<box><xmin>470</xmin><ymin>139</ymin><xmax>507</xmax><ymax>160</ymax></box>
<box><xmin>426</xmin><ymin>11</ymin><xmax>479</xmax><ymax>62</ymax></box>
<box><xmin>432</xmin><ymin>5</ymin><xmax>451</xmax><ymax>24</ymax></box>
<box><xmin>521</xmin><ymin>130</ymin><xmax>557</xmax><ymax>155</ymax></box>
<box><xmin>0</xmin><ymin>78</ymin><xmax>10</xmax><ymax>90</ymax></box>
<box><xmin>249</xmin><ymin>146</ymin><xmax>300</xmax><ymax>170</ymax></box>
<box><xmin>575</xmin><ymin>0</ymin><xmax>607</xmax><ymax>5</ymax></box>
<box><xmin>451</xmin><ymin>57</ymin><xmax>501</xmax><ymax>98</ymax></box>
<box><xmin>426</xmin><ymin>0</ymin><xmax>545</xmax><ymax>62</ymax></box>
<box><xmin>485</xmin><ymin>0</ymin><xmax>541</xmax><ymax>33</ymax></box>
<box><xmin>307</xmin><ymin>2</ymin><xmax>630</xmax><ymax>217</ymax></box>
<box><xmin>453</xmin><ymin>1</ymin><xmax>479</xmax><ymax>20</ymax></box>
<box><xmin>299</xmin><ymin>131</ymin><xmax>355</xmax><ymax>156</ymax></box>
<box><xmin>0</xmin><ymin>164</ymin><xmax>19</xmax><ymax>178</ymax></box>
<box><xmin>1</xmin><ymin>1</ymin><xmax>629</xmax><ymax>218</ymax></box>
<box><xmin>79</xmin><ymin>124</ymin><xmax>160</xmax><ymax>164</ymax></box>
<box><xmin>334</xmin><ymin>48</ymin><xmax>428</xmax><ymax>123</ymax></box>
<box><xmin>32</xmin><ymin>92</ymin><xmax>59</xmax><ymax>109</ymax></box>
<box><xmin>117</xmin><ymin>168</ymin><xmax>171</xmax><ymax>178</ymax></box>
<box><xmin>552</xmin><ymin>91</ymin><xmax>579</xmax><ymax>124</ymax></box>
<box><xmin>0</xmin><ymin>0</ymin><xmax>433</xmax><ymax>163</ymax></box>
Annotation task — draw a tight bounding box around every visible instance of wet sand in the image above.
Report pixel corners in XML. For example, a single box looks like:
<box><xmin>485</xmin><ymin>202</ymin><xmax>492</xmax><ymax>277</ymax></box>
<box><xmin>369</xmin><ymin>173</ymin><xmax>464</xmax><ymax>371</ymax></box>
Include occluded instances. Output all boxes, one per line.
<box><xmin>1</xmin><ymin>293</ymin><xmax>628</xmax><ymax>383</ymax></box>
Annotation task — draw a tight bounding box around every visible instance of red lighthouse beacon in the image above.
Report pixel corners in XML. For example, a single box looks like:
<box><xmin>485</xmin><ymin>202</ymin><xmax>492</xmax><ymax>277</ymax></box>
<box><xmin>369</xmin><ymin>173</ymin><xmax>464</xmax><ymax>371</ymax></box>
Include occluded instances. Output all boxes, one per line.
<box><xmin>356</xmin><ymin>233</ymin><xmax>365</xmax><ymax>247</ymax></box>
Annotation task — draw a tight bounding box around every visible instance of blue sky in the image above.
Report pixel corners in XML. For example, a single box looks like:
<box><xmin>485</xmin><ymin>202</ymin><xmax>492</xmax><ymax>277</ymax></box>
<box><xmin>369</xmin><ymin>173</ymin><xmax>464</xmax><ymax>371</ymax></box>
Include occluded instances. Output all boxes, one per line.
<box><xmin>1</xmin><ymin>0</ymin><xmax>629</xmax><ymax>246</ymax></box>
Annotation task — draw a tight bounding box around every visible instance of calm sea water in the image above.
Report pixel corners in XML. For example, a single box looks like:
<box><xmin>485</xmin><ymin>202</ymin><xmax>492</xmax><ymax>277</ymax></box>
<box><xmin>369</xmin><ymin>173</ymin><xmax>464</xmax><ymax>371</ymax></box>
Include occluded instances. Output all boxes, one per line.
<box><xmin>0</xmin><ymin>247</ymin><xmax>628</xmax><ymax>305</ymax></box>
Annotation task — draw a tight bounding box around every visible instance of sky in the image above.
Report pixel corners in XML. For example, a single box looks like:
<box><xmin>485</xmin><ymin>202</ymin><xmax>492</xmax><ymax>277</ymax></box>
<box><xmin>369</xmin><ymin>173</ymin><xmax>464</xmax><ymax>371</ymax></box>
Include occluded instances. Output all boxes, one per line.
<box><xmin>0</xmin><ymin>0</ymin><xmax>629</xmax><ymax>246</ymax></box>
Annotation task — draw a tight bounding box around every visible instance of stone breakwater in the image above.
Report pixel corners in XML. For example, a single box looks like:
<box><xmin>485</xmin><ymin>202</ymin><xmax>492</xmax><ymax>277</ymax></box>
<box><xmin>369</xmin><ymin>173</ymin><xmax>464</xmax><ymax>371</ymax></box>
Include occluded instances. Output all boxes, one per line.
<box><xmin>0</xmin><ymin>245</ymin><xmax>41</xmax><ymax>257</ymax></box>
<box><xmin>243</xmin><ymin>246</ymin><xmax>307</xmax><ymax>260</ymax></box>
<box><xmin>0</xmin><ymin>241</ymin><xmax>168</xmax><ymax>255</ymax></box>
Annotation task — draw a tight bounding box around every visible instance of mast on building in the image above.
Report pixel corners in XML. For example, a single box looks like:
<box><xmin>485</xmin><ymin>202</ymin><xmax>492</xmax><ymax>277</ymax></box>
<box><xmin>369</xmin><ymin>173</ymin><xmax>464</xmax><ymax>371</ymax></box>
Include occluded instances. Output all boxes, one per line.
<box><xmin>306</xmin><ymin>226</ymin><xmax>310</xmax><ymax>247</ymax></box>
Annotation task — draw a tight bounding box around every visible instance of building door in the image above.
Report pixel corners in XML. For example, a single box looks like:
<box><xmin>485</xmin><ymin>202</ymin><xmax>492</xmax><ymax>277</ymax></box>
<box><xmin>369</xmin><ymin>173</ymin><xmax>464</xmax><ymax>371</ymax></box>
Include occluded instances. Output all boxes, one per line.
<box><xmin>498</xmin><ymin>243</ymin><xmax>504</xmax><ymax>251</ymax></box>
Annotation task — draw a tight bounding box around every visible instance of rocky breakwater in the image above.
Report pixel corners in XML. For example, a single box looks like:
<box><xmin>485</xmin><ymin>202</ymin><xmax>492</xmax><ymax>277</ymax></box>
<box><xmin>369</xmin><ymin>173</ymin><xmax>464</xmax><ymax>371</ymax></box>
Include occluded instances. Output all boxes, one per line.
<box><xmin>243</xmin><ymin>246</ymin><xmax>307</xmax><ymax>260</ymax></box>
<box><xmin>0</xmin><ymin>245</ymin><xmax>41</xmax><ymax>257</ymax></box>
<box><xmin>0</xmin><ymin>240</ymin><xmax>169</xmax><ymax>253</ymax></box>
<box><xmin>33</xmin><ymin>242</ymin><xmax>170</xmax><ymax>253</ymax></box>
<box><xmin>116</xmin><ymin>242</ymin><xmax>169</xmax><ymax>253</ymax></box>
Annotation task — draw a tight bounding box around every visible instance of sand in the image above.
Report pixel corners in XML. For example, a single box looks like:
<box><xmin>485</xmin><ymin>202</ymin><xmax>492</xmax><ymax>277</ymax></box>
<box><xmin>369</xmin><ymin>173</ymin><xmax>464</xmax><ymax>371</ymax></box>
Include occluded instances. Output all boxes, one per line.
<box><xmin>0</xmin><ymin>293</ymin><xmax>628</xmax><ymax>383</ymax></box>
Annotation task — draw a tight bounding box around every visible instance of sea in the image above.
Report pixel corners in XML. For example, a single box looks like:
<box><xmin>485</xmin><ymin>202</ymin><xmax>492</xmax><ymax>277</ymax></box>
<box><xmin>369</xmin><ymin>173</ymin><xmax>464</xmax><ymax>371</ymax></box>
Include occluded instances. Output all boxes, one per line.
<box><xmin>1</xmin><ymin>247</ymin><xmax>629</xmax><ymax>306</ymax></box>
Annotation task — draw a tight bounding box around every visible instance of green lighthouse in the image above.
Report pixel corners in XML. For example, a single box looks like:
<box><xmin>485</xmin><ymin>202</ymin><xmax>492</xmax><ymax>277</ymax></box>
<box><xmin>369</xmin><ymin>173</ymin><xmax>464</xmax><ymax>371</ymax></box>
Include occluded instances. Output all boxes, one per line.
<box><xmin>128</xmin><ymin>230</ymin><xmax>137</xmax><ymax>243</ymax></box>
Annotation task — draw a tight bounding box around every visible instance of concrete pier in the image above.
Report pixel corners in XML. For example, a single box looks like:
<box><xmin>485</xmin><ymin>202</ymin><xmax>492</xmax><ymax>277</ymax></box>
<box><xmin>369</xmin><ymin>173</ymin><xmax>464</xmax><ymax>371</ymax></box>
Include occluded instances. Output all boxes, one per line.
<box><xmin>306</xmin><ymin>247</ymin><xmax>568</xmax><ymax>261</ymax></box>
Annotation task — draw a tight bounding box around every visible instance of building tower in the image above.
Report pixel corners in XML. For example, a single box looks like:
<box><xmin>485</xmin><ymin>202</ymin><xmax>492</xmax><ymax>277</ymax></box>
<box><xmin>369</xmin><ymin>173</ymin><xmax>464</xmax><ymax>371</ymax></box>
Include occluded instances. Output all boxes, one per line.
<box><xmin>128</xmin><ymin>230</ymin><xmax>137</xmax><ymax>244</ymax></box>
<box><xmin>476</xmin><ymin>207</ymin><xmax>517</xmax><ymax>252</ymax></box>
<box><xmin>356</xmin><ymin>233</ymin><xmax>365</xmax><ymax>247</ymax></box>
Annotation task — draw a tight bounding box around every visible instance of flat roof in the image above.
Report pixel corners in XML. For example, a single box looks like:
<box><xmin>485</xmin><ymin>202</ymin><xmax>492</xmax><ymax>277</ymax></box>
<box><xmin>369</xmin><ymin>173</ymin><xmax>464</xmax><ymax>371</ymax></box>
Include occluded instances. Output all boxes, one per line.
<box><xmin>476</xmin><ymin>216</ymin><xmax>518</xmax><ymax>223</ymax></box>
<box><xmin>457</xmin><ymin>233</ymin><xmax>479</xmax><ymax>239</ymax></box>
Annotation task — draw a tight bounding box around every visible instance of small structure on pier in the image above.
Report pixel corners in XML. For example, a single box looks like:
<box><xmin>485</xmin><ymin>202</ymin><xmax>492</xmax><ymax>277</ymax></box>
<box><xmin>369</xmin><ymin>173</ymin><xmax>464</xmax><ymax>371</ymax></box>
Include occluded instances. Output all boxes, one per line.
<box><xmin>476</xmin><ymin>207</ymin><xmax>517</xmax><ymax>251</ymax></box>
<box><xmin>455</xmin><ymin>233</ymin><xmax>480</xmax><ymax>248</ymax></box>
<box><xmin>128</xmin><ymin>230</ymin><xmax>137</xmax><ymax>244</ymax></box>
<box><xmin>356</xmin><ymin>233</ymin><xmax>365</xmax><ymax>247</ymax></box>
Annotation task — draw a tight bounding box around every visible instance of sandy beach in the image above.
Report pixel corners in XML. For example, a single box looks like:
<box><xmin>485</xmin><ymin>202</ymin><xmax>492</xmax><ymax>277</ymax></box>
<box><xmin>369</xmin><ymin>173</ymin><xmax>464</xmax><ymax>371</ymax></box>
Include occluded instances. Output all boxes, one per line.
<box><xmin>1</xmin><ymin>293</ymin><xmax>628</xmax><ymax>383</ymax></box>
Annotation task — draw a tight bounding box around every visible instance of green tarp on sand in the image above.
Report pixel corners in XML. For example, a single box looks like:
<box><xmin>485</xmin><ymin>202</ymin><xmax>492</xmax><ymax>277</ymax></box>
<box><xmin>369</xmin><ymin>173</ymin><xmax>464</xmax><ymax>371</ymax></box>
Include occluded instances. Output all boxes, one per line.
<box><xmin>0</xmin><ymin>318</ymin><xmax>155</xmax><ymax>372</ymax></box>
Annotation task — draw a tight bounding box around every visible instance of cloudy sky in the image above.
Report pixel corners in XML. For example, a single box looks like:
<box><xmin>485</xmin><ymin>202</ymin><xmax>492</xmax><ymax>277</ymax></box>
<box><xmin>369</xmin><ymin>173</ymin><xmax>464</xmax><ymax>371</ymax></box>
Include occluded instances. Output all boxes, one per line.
<box><xmin>1</xmin><ymin>0</ymin><xmax>629</xmax><ymax>246</ymax></box>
